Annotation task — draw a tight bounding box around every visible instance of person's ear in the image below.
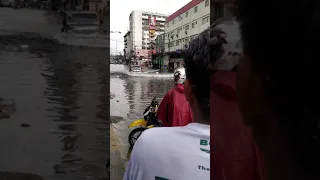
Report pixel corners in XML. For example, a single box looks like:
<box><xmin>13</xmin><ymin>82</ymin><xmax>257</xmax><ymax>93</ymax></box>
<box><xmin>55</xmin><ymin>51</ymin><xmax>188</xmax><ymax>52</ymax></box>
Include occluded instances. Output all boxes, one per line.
<box><xmin>184</xmin><ymin>79</ymin><xmax>194</xmax><ymax>104</ymax></box>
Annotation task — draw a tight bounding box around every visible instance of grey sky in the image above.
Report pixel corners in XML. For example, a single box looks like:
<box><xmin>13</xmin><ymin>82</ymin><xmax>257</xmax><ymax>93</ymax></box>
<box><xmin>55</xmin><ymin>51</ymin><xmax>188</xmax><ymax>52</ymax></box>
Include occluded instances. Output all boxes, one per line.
<box><xmin>110</xmin><ymin>0</ymin><xmax>191</xmax><ymax>55</ymax></box>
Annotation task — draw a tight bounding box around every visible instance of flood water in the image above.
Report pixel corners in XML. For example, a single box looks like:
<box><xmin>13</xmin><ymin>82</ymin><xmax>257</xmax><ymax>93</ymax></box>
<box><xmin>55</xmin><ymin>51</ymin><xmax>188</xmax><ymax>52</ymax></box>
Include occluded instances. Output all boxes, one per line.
<box><xmin>0</xmin><ymin>33</ymin><xmax>109</xmax><ymax>179</ymax></box>
<box><xmin>110</xmin><ymin>64</ymin><xmax>172</xmax><ymax>150</ymax></box>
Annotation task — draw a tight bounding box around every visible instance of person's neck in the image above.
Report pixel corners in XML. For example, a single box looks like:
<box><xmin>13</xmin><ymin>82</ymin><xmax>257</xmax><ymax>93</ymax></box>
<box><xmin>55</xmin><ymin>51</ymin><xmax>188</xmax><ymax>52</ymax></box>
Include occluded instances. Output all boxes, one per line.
<box><xmin>190</xmin><ymin>106</ymin><xmax>209</xmax><ymax>125</ymax></box>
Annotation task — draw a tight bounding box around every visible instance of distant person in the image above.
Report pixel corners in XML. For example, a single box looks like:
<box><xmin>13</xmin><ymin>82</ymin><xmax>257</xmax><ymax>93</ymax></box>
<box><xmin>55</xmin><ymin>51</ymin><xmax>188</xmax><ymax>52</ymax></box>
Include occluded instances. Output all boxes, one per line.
<box><xmin>123</xmin><ymin>32</ymin><xmax>210</xmax><ymax>180</ymax></box>
<box><xmin>236</xmin><ymin>0</ymin><xmax>320</xmax><ymax>180</ymax></box>
<box><xmin>157</xmin><ymin>67</ymin><xmax>193</xmax><ymax>127</ymax></box>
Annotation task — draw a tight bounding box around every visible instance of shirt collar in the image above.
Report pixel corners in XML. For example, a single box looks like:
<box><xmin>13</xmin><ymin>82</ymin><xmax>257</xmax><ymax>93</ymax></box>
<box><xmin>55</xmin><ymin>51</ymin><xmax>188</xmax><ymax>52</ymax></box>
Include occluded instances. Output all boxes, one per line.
<box><xmin>185</xmin><ymin>123</ymin><xmax>210</xmax><ymax>135</ymax></box>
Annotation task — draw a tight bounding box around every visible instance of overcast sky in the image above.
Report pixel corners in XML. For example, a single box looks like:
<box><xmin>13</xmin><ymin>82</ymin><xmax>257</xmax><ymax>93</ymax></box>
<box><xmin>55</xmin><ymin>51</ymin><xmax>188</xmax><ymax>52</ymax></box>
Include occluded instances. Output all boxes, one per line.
<box><xmin>110</xmin><ymin>0</ymin><xmax>191</xmax><ymax>55</ymax></box>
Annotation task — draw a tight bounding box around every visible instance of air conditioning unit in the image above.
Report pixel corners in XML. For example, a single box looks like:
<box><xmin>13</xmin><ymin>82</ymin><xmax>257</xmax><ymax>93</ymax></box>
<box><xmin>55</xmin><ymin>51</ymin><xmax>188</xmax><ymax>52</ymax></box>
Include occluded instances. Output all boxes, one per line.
<box><xmin>185</xmin><ymin>30</ymin><xmax>188</xmax><ymax>35</ymax></box>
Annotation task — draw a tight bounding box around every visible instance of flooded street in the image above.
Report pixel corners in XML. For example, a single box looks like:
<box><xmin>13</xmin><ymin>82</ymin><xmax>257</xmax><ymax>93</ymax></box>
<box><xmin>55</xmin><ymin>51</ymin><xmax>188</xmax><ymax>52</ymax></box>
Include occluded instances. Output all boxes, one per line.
<box><xmin>0</xmin><ymin>8</ymin><xmax>109</xmax><ymax>179</ymax></box>
<box><xmin>110</xmin><ymin>64</ymin><xmax>172</xmax><ymax>178</ymax></box>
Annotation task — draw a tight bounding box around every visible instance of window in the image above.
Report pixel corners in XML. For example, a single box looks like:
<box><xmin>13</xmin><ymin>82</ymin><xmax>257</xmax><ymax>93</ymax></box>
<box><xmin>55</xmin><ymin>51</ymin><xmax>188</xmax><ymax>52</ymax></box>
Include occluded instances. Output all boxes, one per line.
<box><xmin>191</xmin><ymin>21</ymin><xmax>196</xmax><ymax>28</ymax></box>
<box><xmin>194</xmin><ymin>6</ymin><xmax>198</xmax><ymax>13</ymax></box>
<box><xmin>186</xmin><ymin>11</ymin><xmax>188</xmax><ymax>17</ymax></box>
<box><xmin>167</xmin><ymin>23</ymin><xmax>169</xmax><ymax>27</ymax></box>
<box><xmin>172</xmin><ymin>19</ymin><xmax>175</xmax><ymax>24</ymax></box>
<box><xmin>176</xmin><ymin>40</ymin><xmax>179</xmax><ymax>46</ymax></box>
<box><xmin>178</xmin><ymin>16</ymin><xmax>183</xmax><ymax>21</ymax></box>
<box><xmin>177</xmin><ymin>28</ymin><xmax>182</xmax><ymax>35</ymax></box>
<box><xmin>202</xmin><ymin>16</ymin><xmax>209</xmax><ymax>24</ymax></box>
<box><xmin>205</xmin><ymin>0</ymin><xmax>209</xmax><ymax>7</ymax></box>
<box><xmin>185</xmin><ymin>25</ymin><xmax>189</xmax><ymax>30</ymax></box>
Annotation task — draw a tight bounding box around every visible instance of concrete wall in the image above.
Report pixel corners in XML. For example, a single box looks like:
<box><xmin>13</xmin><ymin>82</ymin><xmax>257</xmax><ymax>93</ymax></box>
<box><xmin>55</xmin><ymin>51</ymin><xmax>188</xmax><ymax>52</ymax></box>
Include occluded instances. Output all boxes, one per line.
<box><xmin>164</xmin><ymin>0</ymin><xmax>210</xmax><ymax>52</ymax></box>
<box><xmin>129</xmin><ymin>10</ymin><xmax>167</xmax><ymax>59</ymax></box>
<box><xmin>129</xmin><ymin>10</ymin><xmax>143</xmax><ymax>53</ymax></box>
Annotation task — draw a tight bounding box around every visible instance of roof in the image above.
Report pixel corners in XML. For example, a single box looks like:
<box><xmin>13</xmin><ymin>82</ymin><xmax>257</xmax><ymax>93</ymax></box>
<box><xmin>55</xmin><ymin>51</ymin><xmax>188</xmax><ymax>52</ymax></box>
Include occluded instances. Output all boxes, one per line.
<box><xmin>166</xmin><ymin>0</ymin><xmax>204</xmax><ymax>23</ymax></box>
<box><xmin>166</xmin><ymin>0</ymin><xmax>236</xmax><ymax>23</ymax></box>
<box><xmin>124</xmin><ymin>31</ymin><xmax>131</xmax><ymax>38</ymax></box>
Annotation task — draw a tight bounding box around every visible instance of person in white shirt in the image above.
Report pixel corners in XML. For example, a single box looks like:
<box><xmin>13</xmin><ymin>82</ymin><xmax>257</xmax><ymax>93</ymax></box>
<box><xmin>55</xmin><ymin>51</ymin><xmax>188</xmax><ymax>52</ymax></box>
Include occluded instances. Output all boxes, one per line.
<box><xmin>123</xmin><ymin>29</ymin><xmax>211</xmax><ymax>180</ymax></box>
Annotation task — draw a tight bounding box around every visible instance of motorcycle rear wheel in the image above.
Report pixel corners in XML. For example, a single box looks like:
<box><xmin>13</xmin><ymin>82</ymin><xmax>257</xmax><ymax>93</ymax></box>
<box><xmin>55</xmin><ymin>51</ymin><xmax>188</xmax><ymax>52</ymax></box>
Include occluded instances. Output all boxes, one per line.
<box><xmin>128</xmin><ymin>127</ymin><xmax>147</xmax><ymax>148</ymax></box>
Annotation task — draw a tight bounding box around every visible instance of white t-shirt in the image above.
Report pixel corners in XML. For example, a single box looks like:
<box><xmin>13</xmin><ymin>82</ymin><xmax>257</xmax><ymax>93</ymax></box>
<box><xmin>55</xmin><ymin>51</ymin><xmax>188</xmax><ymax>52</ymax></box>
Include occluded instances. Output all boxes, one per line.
<box><xmin>123</xmin><ymin>123</ymin><xmax>210</xmax><ymax>180</ymax></box>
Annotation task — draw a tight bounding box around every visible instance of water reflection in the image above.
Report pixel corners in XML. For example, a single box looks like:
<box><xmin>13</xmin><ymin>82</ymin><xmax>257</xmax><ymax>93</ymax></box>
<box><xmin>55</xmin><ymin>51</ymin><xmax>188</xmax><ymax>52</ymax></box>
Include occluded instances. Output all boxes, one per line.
<box><xmin>42</xmin><ymin>46</ymin><xmax>109</xmax><ymax>179</ymax></box>
<box><xmin>0</xmin><ymin>37</ymin><xmax>109</xmax><ymax>180</ymax></box>
<box><xmin>110</xmin><ymin>64</ymin><xmax>173</xmax><ymax>148</ymax></box>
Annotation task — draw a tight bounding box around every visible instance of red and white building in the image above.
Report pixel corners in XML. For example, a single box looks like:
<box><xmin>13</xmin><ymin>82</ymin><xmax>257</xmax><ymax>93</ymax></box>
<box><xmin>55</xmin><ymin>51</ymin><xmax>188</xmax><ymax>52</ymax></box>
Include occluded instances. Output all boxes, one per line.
<box><xmin>164</xmin><ymin>0</ymin><xmax>210</xmax><ymax>70</ymax></box>
<box><xmin>125</xmin><ymin>10</ymin><xmax>167</xmax><ymax>64</ymax></box>
<box><xmin>164</xmin><ymin>0</ymin><xmax>237</xmax><ymax>70</ymax></box>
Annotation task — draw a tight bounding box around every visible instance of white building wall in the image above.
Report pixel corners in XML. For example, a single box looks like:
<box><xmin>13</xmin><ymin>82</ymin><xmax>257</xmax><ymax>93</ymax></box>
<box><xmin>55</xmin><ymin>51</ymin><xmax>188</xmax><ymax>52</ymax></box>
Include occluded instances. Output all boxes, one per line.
<box><xmin>131</xmin><ymin>11</ymin><xmax>143</xmax><ymax>51</ymax></box>
<box><xmin>164</xmin><ymin>0</ymin><xmax>210</xmax><ymax>53</ymax></box>
<box><xmin>129</xmin><ymin>10</ymin><xmax>167</xmax><ymax>59</ymax></box>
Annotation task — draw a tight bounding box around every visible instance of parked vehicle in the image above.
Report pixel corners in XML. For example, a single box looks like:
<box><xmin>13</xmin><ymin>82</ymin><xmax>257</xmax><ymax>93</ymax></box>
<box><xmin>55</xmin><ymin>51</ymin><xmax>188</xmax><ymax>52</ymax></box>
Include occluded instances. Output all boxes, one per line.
<box><xmin>129</xmin><ymin>65</ymin><xmax>142</xmax><ymax>73</ymax></box>
<box><xmin>0</xmin><ymin>0</ymin><xmax>12</xmax><ymax>7</ymax></box>
<box><xmin>61</xmin><ymin>11</ymin><xmax>100</xmax><ymax>33</ymax></box>
<box><xmin>12</xmin><ymin>0</ymin><xmax>20</xmax><ymax>9</ymax></box>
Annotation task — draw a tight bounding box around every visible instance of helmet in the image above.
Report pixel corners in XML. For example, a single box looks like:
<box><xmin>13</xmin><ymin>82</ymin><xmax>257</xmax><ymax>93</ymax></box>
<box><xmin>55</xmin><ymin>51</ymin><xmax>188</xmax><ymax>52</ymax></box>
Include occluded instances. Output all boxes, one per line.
<box><xmin>206</xmin><ymin>17</ymin><xmax>242</xmax><ymax>71</ymax></box>
<box><xmin>173</xmin><ymin>67</ymin><xmax>186</xmax><ymax>85</ymax></box>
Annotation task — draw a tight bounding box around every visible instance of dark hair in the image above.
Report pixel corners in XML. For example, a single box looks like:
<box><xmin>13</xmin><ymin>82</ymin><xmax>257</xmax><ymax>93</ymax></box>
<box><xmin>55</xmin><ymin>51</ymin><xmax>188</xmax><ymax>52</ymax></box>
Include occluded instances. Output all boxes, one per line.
<box><xmin>238</xmin><ymin>0</ymin><xmax>320</xmax><ymax>177</ymax></box>
<box><xmin>183</xmin><ymin>27</ymin><xmax>225</xmax><ymax>119</ymax></box>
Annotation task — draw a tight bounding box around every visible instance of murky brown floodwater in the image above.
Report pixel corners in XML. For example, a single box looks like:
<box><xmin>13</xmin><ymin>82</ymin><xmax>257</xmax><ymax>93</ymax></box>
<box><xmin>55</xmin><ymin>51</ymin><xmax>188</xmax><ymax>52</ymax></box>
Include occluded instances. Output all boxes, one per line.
<box><xmin>110</xmin><ymin>64</ymin><xmax>172</xmax><ymax>150</ymax></box>
<box><xmin>0</xmin><ymin>36</ymin><xmax>109</xmax><ymax>180</ymax></box>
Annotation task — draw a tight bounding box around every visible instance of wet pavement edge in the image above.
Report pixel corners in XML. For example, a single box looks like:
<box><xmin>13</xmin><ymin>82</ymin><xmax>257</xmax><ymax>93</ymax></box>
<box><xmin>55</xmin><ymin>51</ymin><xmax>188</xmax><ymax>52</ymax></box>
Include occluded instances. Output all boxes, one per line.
<box><xmin>110</xmin><ymin>124</ymin><xmax>127</xmax><ymax>180</ymax></box>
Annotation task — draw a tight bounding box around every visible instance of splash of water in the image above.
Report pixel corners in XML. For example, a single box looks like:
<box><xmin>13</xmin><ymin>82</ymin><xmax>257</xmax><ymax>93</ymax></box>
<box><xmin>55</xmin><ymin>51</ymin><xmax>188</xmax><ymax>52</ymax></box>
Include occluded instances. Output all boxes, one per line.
<box><xmin>110</xmin><ymin>64</ymin><xmax>172</xmax><ymax>78</ymax></box>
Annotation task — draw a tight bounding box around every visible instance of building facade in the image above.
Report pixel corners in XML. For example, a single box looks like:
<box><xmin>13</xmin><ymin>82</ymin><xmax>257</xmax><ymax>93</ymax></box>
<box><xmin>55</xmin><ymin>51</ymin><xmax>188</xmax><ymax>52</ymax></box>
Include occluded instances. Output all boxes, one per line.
<box><xmin>152</xmin><ymin>33</ymin><xmax>169</xmax><ymax>71</ymax></box>
<box><xmin>127</xmin><ymin>10</ymin><xmax>167</xmax><ymax>64</ymax></box>
<box><xmin>124</xmin><ymin>31</ymin><xmax>132</xmax><ymax>60</ymax></box>
<box><xmin>164</xmin><ymin>0</ymin><xmax>210</xmax><ymax>71</ymax></box>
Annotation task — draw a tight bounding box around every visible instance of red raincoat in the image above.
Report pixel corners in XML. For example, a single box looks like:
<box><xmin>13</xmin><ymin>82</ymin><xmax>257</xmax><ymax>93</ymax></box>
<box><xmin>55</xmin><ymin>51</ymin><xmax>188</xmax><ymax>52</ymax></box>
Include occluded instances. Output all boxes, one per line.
<box><xmin>210</xmin><ymin>71</ymin><xmax>265</xmax><ymax>180</ymax></box>
<box><xmin>157</xmin><ymin>84</ymin><xmax>193</xmax><ymax>127</ymax></box>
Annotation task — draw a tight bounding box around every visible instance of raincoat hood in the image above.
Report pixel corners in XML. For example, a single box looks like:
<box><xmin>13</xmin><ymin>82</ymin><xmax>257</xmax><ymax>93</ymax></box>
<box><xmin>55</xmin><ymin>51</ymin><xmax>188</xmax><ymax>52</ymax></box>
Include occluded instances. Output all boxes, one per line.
<box><xmin>211</xmin><ymin>71</ymin><xmax>237</xmax><ymax>100</ymax></box>
<box><xmin>175</xmin><ymin>84</ymin><xmax>184</xmax><ymax>93</ymax></box>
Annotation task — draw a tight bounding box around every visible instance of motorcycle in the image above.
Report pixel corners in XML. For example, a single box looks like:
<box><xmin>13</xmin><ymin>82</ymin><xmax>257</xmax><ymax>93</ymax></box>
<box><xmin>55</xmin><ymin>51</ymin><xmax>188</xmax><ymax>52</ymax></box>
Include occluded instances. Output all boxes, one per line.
<box><xmin>128</xmin><ymin>96</ymin><xmax>163</xmax><ymax>149</ymax></box>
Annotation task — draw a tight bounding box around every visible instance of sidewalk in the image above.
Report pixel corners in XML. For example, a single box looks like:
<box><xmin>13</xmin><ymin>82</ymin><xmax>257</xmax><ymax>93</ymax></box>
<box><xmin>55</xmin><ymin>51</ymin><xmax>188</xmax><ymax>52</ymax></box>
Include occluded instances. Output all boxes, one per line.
<box><xmin>110</xmin><ymin>124</ymin><xmax>127</xmax><ymax>180</ymax></box>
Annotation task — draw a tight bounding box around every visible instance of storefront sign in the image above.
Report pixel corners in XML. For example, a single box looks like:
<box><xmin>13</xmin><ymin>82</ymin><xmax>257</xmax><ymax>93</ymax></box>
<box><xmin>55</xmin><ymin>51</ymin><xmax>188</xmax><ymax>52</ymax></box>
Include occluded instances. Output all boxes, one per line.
<box><xmin>170</xmin><ymin>58</ymin><xmax>184</xmax><ymax>63</ymax></box>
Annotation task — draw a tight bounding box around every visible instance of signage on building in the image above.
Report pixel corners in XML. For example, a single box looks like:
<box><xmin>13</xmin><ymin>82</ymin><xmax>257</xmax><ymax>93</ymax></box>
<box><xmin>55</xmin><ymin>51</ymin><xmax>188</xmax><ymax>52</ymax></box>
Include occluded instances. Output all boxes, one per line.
<box><xmin>170</xmin><ymin>58</ymin><xmax>184</xmax><ymax>63</ymax></box>
<box><xmin>149</xmin><ymin>16</ymin><xmax>156</xmax><ymax>30</ymax></box>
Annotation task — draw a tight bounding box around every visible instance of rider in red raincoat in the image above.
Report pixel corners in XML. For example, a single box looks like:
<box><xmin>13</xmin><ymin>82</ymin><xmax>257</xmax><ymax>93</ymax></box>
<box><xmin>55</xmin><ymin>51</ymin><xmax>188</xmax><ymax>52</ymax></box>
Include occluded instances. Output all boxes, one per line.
<box><xmin>209</xmin><ymin>18</ymin><xmax>265</xmax><ymax>180</ymax></box>
<box><xmin>157</xmin><ymin>67</ymin><xmax>193</xmax><ymax>127</ymax></box>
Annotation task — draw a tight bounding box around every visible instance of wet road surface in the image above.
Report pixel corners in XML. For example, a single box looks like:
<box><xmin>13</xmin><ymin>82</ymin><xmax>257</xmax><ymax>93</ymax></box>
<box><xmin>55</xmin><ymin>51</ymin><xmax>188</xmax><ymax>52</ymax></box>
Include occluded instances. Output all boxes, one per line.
<box><xmin>0</xmin><ymin>8</ymin><xmax>109</xmax><ymax>179</ymax></box>
<box><xmin>110</xmin><ymin>64</ymin><xmax>172</xmax><ymax>179</ymax></box>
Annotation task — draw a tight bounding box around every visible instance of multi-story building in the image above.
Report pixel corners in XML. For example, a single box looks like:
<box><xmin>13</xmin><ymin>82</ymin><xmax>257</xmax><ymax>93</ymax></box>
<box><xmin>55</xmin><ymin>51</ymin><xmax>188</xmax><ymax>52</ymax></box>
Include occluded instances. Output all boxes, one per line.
<box><xmin>164</xmin><ymin>0</ymin><xmax>210</xmax><ymax>71</ymax></box>
<box><xmin>152</xmin><ymin>33</ymin><xmax>169</xmax><ymax>71</ymax></box>
<box><xmin>124</xmin><ymin>31</ymin><xmax>132</xmax><ymax>60</ymax></box>
<box><xmin>127</xmin><ymin>10</ymin><xmax>167</xmax><ymax>65</ymax></box>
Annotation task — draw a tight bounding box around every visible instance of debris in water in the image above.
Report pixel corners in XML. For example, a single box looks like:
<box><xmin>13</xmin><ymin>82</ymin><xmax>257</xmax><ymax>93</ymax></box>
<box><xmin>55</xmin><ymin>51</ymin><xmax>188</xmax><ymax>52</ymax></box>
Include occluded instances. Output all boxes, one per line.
<box><xmin>110</xmin><ymin>92</ymin><xmax>115</xmax><ymax>99</ymax></box>
<box><xmin>116</xmin><ymin>100</ymin><xmax>119</xmax><ymax>102</ymax></box>
<box><xmin>20</xmin><ymin>44</ymin><xmax>29</xmax><ymax>49</ymax></box>
<box><xmin>0</xmin><ymin>108</ymin><xmax>10</xmax><ymax>118</ymax></box>
<box><xmin>20</xmin><ymin>123</ymin><xmax>30</xmax><ymax>127</ymax></box>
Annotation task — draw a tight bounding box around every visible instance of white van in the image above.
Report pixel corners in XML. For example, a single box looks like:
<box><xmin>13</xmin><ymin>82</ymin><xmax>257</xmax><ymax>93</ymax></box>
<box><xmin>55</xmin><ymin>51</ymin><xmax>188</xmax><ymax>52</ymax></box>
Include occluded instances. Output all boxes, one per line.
<box><xmin>0</xmin><ymin>0</ymin><xmax>12</xmax><ymax>7</ymax></box>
